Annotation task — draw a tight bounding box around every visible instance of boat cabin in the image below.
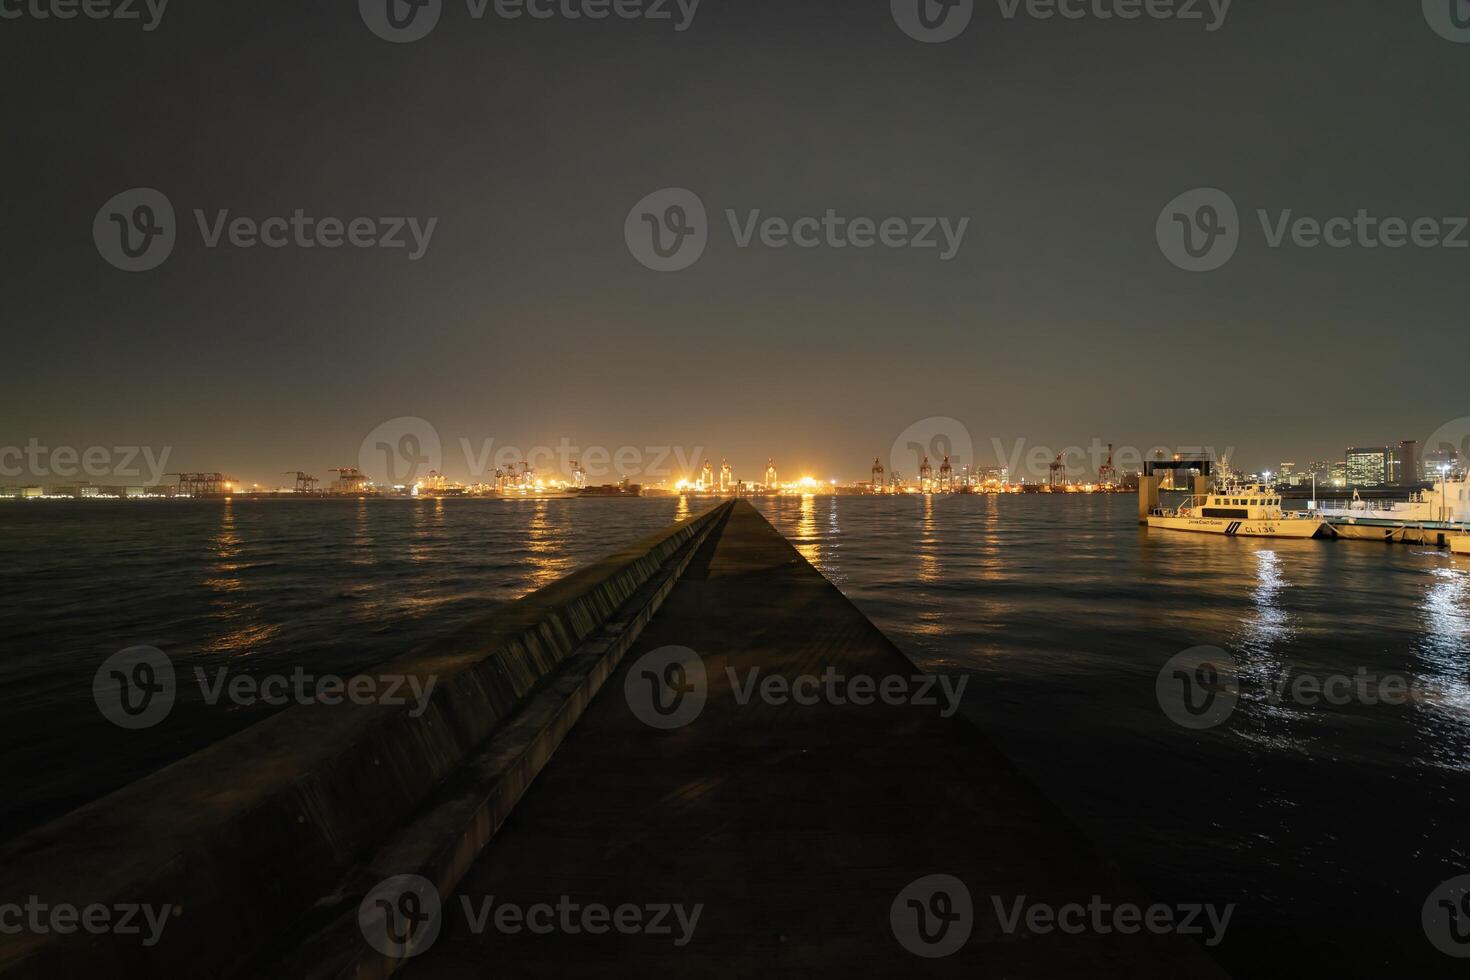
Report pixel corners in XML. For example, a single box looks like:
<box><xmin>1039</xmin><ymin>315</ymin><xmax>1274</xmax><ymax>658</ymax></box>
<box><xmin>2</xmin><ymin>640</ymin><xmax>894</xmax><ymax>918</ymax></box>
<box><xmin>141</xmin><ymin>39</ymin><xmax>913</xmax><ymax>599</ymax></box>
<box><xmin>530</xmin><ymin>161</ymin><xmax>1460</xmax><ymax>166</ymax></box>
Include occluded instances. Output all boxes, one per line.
<box><xmin>1192</xmin><ymin>484</ymin><xmax>1285</xmax><ymax>519</ymax></box>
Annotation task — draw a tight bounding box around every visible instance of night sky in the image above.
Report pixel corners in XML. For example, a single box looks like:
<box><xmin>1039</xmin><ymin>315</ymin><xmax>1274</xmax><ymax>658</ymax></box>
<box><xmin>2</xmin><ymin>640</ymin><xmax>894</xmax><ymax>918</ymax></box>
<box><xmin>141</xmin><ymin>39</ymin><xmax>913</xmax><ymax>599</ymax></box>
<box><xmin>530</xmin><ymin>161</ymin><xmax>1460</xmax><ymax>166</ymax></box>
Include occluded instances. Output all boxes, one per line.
<box><xmin>4</xmin><ymin>0</ymin><xmax>1468</xmax><ymax>485</ymax></box>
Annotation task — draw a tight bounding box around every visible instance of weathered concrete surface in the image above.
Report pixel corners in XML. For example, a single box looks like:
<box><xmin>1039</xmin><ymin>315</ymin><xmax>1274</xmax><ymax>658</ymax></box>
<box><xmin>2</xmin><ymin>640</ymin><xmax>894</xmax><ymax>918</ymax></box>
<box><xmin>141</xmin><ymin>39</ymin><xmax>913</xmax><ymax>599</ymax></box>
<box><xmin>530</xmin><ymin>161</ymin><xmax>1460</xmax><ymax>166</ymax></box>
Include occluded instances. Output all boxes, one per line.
<box><xmin>402</xmin><ymin>500</ymin><xmax>1229</xmax><ymax>977</ymax></box>
<box><xmin>0</xmin><ymin>502</ymin><xmax>732</xmax><ymax>980</ymax></box>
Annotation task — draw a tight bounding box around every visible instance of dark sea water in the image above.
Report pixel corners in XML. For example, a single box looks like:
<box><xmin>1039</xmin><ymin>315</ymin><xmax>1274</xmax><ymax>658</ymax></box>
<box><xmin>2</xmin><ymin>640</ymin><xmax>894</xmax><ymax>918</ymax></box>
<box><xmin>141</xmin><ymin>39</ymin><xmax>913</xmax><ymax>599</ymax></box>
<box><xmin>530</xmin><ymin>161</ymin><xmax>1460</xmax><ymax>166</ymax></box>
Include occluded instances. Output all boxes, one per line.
<box><xmin>3</xmin><ymin>494</ymin><xmax>1468</xmax><ymax>976</ymax></box>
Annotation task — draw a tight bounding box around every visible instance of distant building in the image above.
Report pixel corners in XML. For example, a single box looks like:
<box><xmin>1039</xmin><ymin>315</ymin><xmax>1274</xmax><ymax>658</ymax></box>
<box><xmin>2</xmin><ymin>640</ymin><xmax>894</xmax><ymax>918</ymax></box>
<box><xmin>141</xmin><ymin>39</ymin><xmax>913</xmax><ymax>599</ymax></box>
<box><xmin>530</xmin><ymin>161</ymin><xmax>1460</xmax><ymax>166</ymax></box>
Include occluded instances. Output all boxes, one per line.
<box><xmin>1393</xmin><ymin>440</ymin><xmax>1419</xmax><ymax>486</ymax></box>
<box><xmin>1345</xmin><ymin>447</ymin><xmax>1391</xmax><ymax>488</ymax></box>
<box><xmin>1330</xmin><ymin>460</ymin><xmax>1348</xmax><ymax>487</ymax></box>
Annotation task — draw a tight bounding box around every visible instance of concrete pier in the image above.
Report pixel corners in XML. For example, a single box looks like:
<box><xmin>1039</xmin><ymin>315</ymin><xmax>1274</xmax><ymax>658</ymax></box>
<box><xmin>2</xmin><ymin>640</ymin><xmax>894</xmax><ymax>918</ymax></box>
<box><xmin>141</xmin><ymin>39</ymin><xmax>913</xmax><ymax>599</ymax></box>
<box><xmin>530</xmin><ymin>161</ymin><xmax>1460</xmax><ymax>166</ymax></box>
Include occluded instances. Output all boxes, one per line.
<box><xmin>1</xmin><ymin>502</ymin><xmax>1226</xmax><ymax>978</ymax></box>
<box><xmin>389</xmin><ymin>503</ymin><xmax>1226</xmax><ymax>977</ymax></box>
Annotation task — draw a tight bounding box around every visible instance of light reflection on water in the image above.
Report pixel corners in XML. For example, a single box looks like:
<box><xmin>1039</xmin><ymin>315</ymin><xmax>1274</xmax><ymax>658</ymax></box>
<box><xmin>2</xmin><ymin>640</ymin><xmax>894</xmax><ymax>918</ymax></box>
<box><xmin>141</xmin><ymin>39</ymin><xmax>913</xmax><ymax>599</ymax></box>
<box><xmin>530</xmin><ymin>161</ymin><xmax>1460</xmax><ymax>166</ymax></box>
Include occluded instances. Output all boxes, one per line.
<box><xmin>0</xmin><ymin>496</ymin><xmax>685</xmax><ymax>837</ymax></box>
<box><xmin>750</xmin><ymin>494</ymin><xmax>1470</xmax><ymax>976</ymax></box>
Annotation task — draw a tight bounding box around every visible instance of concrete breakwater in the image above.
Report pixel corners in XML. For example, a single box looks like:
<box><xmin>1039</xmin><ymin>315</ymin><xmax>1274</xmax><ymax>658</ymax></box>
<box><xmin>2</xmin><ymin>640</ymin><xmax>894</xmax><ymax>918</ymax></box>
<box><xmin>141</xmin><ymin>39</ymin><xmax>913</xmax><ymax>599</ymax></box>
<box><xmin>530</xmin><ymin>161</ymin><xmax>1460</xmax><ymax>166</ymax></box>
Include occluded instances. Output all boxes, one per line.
<box><xmin>0</xmin><ymin>501</ymin><xmax>734</xmax><ymax>979</ymax></box>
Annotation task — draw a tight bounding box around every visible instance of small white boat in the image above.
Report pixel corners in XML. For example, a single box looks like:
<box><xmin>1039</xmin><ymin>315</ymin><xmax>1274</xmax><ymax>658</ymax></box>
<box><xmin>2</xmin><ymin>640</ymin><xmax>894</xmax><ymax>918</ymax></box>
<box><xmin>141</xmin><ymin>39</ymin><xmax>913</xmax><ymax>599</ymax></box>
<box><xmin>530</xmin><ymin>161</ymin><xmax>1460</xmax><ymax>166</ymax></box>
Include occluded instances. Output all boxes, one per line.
<box><xmin>1148</xmin><ymin>483</ymin><xmax>1327</xmax><ymax>539</ymax></box>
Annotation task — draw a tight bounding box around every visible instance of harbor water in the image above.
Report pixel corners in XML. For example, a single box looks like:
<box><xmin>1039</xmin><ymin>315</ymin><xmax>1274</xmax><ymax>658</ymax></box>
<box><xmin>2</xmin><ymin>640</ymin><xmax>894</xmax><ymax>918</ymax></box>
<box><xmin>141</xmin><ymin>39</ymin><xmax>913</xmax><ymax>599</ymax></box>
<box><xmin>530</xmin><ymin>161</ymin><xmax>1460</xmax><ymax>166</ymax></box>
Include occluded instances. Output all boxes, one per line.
<box><xmin>3</xmin><ymin>494</ymin><xmax>1467</xmax><ymax>975</ymax></box>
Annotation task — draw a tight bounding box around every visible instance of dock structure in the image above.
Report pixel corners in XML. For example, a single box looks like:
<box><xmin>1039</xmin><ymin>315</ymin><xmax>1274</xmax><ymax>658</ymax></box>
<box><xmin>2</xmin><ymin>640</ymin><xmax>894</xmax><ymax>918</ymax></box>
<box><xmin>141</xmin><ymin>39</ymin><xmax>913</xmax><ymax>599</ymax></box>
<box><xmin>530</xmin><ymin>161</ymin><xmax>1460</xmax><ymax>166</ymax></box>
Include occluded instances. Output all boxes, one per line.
<box><xmin>0</xmin><ymin>502</ymin><xmax>1225</xmax><ymax>979</ymax></box>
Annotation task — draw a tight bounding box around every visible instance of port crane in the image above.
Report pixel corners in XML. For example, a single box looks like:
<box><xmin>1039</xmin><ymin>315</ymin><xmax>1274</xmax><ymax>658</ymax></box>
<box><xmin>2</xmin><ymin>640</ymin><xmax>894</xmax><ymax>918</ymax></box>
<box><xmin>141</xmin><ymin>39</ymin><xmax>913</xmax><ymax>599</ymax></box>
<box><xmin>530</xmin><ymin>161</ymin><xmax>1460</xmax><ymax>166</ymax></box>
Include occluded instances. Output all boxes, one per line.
<box><xmin>1098</xmin><ymin>445</ymin><xmax>1118</xmax><ymax>488</ymax></box>
<box><xmin>284</xmin><ymin>472</ymin><xmax>320</xmax><ymax>494</ymax></box>
<box><xmin>329</xmin><ymin>467</ymin><xmax>369</xmax><ymax>494</ymax></box>
<box><xmin>1049</xmin><ymin>454</ymin><xmax>1067</xmax><ymax>490</ymax></box>
<box><xmin>165</xmin><ymin>472</ymin><xmax>237</xmax><ymax>496</ymax></box>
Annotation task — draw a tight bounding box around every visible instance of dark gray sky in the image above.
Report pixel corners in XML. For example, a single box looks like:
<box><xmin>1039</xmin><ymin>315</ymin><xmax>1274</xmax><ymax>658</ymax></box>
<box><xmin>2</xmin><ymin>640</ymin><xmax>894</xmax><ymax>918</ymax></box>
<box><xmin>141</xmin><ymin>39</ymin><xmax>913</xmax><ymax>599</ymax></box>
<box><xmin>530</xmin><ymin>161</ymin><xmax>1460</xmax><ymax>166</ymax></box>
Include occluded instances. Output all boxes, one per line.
<box><xmin>4</xmin><ymin>0</ymin><xmax>1468</xmax><ymax>485</ymax></box>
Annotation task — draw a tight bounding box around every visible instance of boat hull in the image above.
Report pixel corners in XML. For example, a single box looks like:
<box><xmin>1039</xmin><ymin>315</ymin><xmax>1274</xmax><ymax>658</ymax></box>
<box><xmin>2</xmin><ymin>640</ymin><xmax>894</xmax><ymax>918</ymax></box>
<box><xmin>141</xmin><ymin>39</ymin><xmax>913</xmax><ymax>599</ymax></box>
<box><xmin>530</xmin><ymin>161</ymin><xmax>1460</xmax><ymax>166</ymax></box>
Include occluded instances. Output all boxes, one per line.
<box><xmin>1453</xmin><ymin>536</ymin><xmax>1470</xmax><ymax>555</ymax></box>
<box><xmin>1147</xmin><ymin>515</ymin><xmax>1326</xmax><ymax>538</ymax></box>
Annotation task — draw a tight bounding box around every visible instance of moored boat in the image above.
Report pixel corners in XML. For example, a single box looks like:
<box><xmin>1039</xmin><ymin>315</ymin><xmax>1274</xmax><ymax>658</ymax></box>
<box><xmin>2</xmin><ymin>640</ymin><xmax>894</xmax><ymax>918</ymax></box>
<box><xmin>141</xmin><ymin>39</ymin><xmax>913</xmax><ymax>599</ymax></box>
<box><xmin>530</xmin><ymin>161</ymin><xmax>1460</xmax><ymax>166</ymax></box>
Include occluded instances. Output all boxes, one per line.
<box><xmin>1147</xmin><ymin>483</ymin><xmax>1328</xmax><ymax>539</ymax></box>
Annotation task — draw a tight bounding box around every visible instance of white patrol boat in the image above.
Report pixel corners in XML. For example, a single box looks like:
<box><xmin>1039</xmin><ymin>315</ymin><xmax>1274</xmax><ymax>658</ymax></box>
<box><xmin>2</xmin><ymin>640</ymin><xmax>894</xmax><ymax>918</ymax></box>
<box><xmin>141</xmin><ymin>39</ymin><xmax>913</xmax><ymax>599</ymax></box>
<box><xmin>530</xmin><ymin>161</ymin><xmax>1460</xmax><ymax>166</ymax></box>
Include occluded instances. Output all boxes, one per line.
<box><xmin>1147</xmin><ymin>483</ymin><xmax>1328</xmax><ymax>539</ymax></box>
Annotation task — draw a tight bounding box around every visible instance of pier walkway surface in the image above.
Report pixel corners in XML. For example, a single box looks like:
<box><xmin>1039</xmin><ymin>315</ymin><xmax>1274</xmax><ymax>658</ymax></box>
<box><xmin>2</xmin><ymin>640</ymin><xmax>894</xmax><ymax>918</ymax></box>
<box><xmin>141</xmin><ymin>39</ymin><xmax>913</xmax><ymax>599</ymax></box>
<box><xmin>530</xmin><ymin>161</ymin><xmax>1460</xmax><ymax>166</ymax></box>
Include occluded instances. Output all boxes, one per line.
<box><xmin>400</xmin><ymin>501</ymin><xmax>1226</xmax><ymax>978</ymax></box>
